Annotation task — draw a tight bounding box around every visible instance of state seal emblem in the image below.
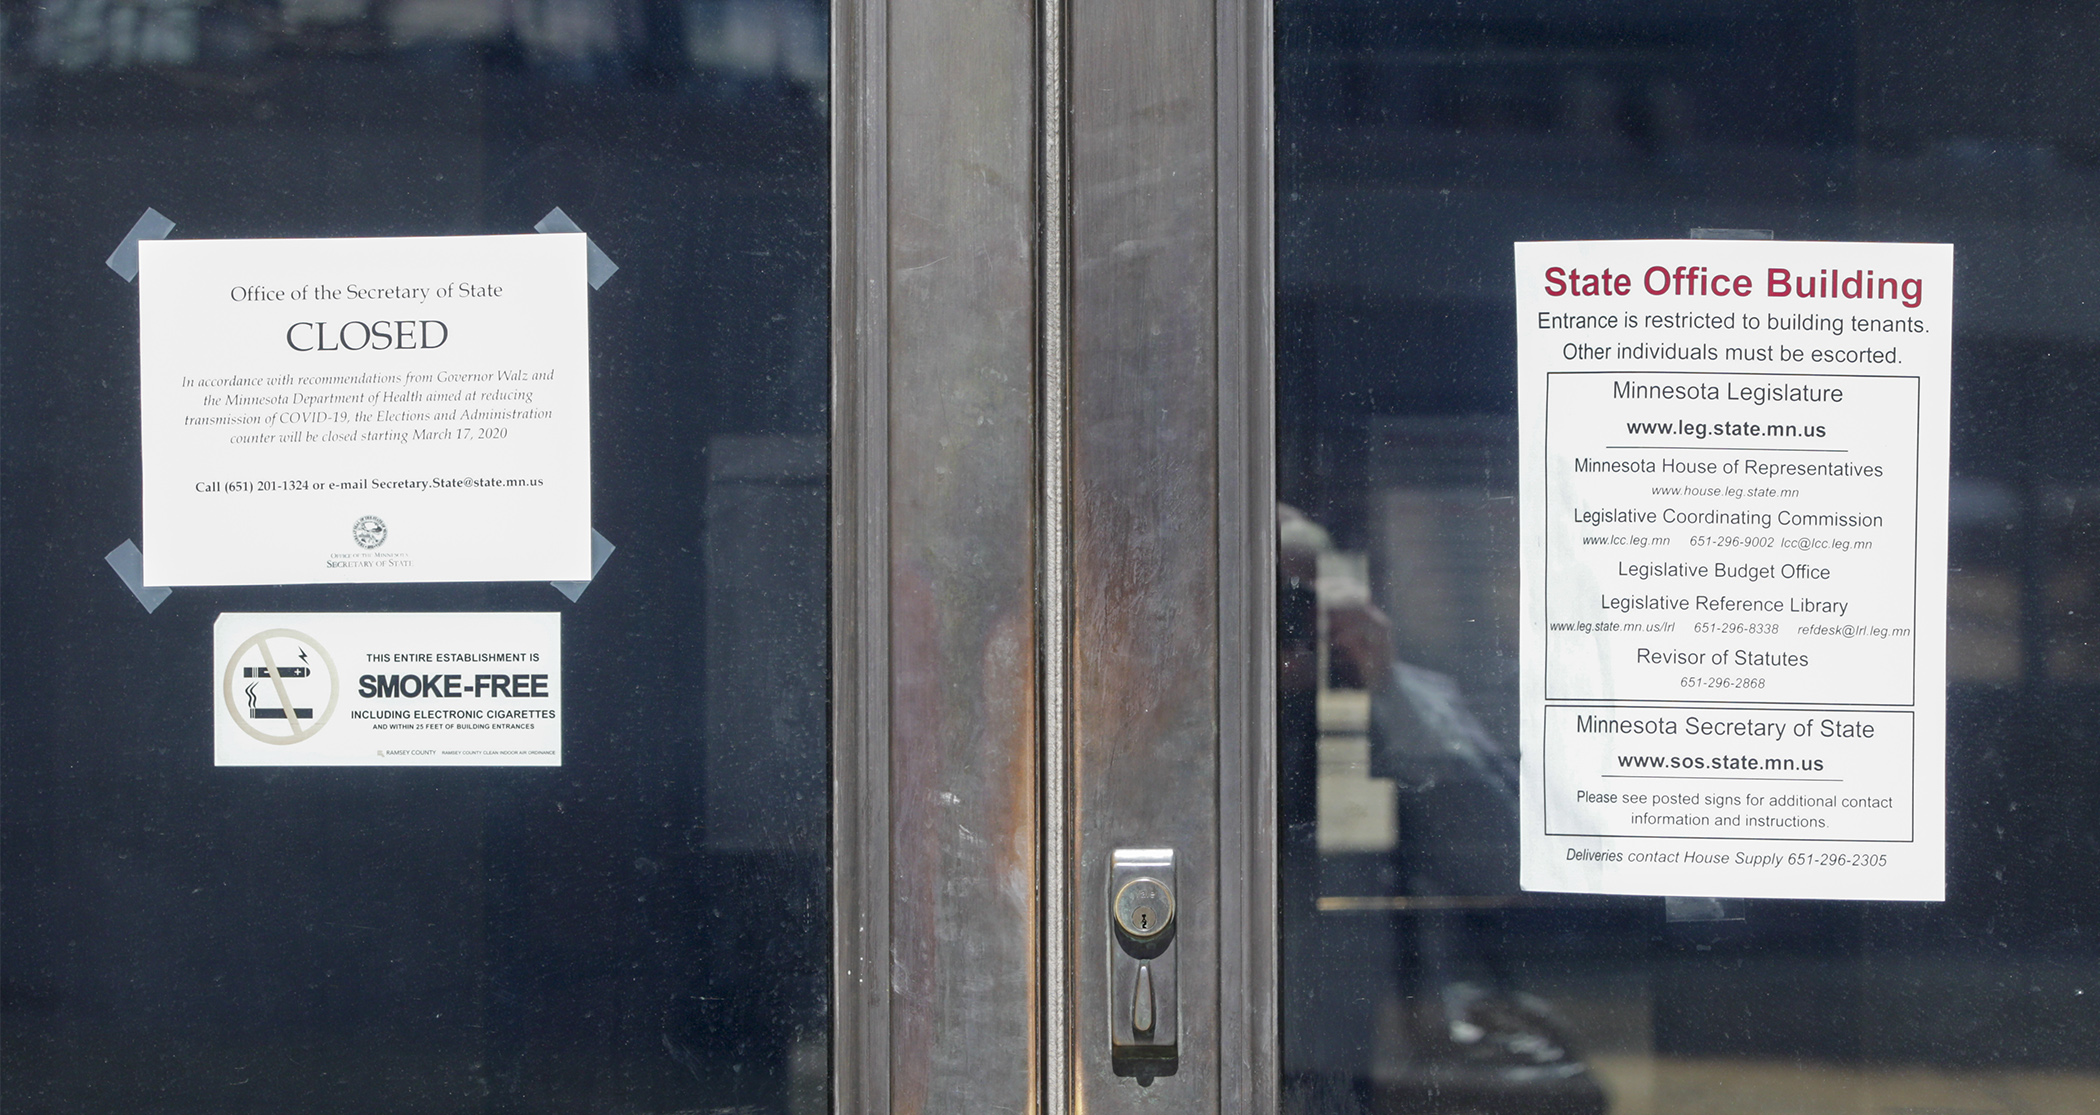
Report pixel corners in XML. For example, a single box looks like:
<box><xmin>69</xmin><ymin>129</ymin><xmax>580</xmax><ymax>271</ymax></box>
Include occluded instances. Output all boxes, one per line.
<box><xmin>352</xmin><ymin>515</ymin><xmax>388</xmax><ymax>549</ymax></box>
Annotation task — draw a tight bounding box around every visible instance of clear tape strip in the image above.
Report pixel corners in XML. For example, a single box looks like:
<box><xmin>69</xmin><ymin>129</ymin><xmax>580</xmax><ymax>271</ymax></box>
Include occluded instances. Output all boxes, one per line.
<box><xmin>105</xmin><ymin>208</ymin><xmax>175</xmax><ymax>281</ymax></box>
<box><xmin>1659</xmin><ymin>227</ymin><xmax>1773</xmax><ymax>921</ymax></box>
<box><xmin>1664</xmin><ymin>896</ymin><xmax>1747</xmax><ymax>923</ymax></box>
<box><xmin>104</xmin><ymin>540</ymin><xmax>173</xmax><ymax>613</ymax></box>
<box><xmin>550</xmin><ymin>528</ymin><xmax>617</xmax><ymax>601</ymax></box>
<box><xmin>534</xmin><ymin>207</ymin><xmax>620</xmax><ymax>289</ymax></box>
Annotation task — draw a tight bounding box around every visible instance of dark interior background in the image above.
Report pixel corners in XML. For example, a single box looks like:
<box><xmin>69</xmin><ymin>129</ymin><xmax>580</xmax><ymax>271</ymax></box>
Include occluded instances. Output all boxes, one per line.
<box><xmin>1</xmin><ymin>3</ymin><xmax>831</xmax><ymax>1111</ymax></box>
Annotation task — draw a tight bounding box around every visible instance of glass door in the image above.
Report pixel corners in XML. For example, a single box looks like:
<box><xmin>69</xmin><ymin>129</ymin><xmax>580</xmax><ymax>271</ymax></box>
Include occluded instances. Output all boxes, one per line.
<box><xmin>1</xmin><ymin>4</ymin><xmax>832</xmax><ymax>1111</ymax></box>
<box><xmin>1272</xmin><ymin>3</ymin><xmax>2100</xmax><ymax>1113</ymax></box>
<box><xmin>42</xmin><ymin>2</ymin><xmax>2098</xmax><ymax>1113</ymax></box>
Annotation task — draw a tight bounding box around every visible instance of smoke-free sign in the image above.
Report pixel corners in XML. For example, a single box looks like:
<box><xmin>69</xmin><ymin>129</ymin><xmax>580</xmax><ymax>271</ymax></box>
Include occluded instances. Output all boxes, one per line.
<box><xmin>215</xmin><ymin>612</ymin><xmax>561</xmax><ymax>766</ymax></box>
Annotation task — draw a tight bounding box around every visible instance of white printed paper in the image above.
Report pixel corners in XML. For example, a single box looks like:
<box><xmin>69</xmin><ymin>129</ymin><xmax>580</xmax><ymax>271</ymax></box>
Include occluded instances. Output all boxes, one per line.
<box><xmin>1516</xmin><ymin>239</ymin><xmax>1951</xmax><ymax>901</ymax></box>
<box><xmin>214</xmin><ymin>612</ymin><xmax>561</xmax><ymax>766</ymax></box>
<box><xmin>140</xmin><ymin>234</ymin><xmax>591</xmax><ymax>586</ymax></box>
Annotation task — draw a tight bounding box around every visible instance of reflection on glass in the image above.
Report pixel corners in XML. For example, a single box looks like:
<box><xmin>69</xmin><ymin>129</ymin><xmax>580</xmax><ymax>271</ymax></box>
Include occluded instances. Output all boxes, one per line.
<box><xmin>1278</xmin><ymin>2</ymin><xmax>2100</xmax><ymax>1112</ymax></box>
<box><xmin>17</xmin><ymin>0</ymin><xmax>826</xmax><ymax>101</ymax></box>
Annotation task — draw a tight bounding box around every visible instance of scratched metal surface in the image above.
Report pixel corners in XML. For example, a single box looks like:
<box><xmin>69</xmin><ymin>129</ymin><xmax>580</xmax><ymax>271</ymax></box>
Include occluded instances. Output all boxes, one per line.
<box><xmin>1069</xmin><ymin>0</ymin><xmax>1223</xmax><ymax>1107</ymax></box>
<box><xmin>879</xmin><ymin>0</ymin><xmax>1042</xmax><ymax>1107</ymax></box>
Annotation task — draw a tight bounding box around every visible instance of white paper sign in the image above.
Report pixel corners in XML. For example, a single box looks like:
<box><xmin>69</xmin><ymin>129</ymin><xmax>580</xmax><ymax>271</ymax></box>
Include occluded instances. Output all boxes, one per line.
<box><xmin>1516</xmin><ymin>239</ymin><xmax>1951</xmax><ymax>901</ymax></box>
<box><xmin>214</xmin><ymin>613</ymin><xmax>561</xmax><ymax>766</ymax></box>
<box><xmin>140</xmin><ymin>234</ymin><xmax>591</xmax><ymax>586</ymax></box>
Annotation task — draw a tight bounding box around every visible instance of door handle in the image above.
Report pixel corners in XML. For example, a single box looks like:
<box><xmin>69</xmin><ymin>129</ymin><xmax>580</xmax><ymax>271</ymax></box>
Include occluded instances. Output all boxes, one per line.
<box><xmin>1109</xmin><ymin>848</ymin><xmax>1177</xmax><ymax>1062</ymax></box>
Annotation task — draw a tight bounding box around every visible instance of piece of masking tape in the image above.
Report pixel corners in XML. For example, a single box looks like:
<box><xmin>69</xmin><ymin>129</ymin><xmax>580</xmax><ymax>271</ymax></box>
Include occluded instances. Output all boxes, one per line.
<box><xmin>105</xmin><ymin>540</ymin><xmax>173</xmax><ymax>613</ymax></box>
<box><xmin>551</xmin><ymin>529</ymin><xmax>617</xmax><ymax>602</ymax></box>
<box><xmin>534</xmin><ymin>207</ymin><xmax>619</xmax><ymax>289</ymax></box>
<box><xmin>106</xmin><ymin>208</ymin><xmax>176</xmax><ymax>281</ymax></box>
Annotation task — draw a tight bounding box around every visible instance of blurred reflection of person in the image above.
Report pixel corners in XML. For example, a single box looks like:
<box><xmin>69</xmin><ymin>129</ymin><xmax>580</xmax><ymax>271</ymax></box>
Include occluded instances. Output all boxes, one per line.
<box><xmin>1280</xmin><ymin>506</ymin><xmax>1596</xmax><ymax>1115</ymax></box>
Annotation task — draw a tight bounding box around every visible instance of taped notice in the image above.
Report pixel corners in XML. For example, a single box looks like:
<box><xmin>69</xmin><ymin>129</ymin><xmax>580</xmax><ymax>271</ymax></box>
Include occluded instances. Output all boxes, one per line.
<box><xmin>140</xmin><ymin>234</ymin><xmax>591</xmax><ymax>586</ymax></box>
<box><xmin>214</xmin><ymin>612</ymin><xmax>560</xmax><ymax>766</ymax></box>
<box><xmin>1515</xmin><ymin>240</ymin><xmax>1951</xmax><ymax>902</ymax></box>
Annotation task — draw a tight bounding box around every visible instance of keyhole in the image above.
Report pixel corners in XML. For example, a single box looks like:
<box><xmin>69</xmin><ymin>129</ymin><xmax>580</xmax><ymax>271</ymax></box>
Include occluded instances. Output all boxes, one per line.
<box><xmin>1115</xmin><ymin>875</ymin><xmax>1172</xmax><ymax>939</ymax></box>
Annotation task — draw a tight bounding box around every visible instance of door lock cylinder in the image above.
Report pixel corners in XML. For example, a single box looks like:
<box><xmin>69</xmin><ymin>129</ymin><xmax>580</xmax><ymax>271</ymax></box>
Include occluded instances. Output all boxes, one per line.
<box><xmin>1108</xmin><ymin>848</ymin><xmax>1177</xmax><ymax>1060</ymax></box>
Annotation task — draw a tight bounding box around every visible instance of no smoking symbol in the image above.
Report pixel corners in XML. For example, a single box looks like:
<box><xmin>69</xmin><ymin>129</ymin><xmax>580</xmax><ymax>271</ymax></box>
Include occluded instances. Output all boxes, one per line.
<box><xmin>221</xmin><ymin>628</ymin><xmax>340</xmax><ymax>744</ymax></box>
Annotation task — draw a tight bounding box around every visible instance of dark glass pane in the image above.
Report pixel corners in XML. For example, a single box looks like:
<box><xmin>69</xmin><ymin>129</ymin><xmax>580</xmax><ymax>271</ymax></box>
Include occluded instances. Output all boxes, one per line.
<box><xmin>1</xmin><ymin>4</ymin><xmax>830</xmax><ymax>1111</ymax></box>
<box><xmin>1277</xmin><ymin>2</ymin><xmax>2100</xmax><ymax>1111</ymax></box>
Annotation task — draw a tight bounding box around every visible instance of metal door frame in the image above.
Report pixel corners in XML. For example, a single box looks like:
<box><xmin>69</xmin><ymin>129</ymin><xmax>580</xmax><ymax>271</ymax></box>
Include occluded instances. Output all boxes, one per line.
<box><xmin>831</xmin><ymin>0</ymin><xmax>1276</xmax><ymax>1106</ymax></box>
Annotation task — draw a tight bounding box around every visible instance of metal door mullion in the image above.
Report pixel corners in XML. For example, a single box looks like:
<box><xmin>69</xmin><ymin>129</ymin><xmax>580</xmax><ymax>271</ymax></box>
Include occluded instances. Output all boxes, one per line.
<box><xmin>1063</xmin><ymin>0</ymin><xmax>1276</xmax><ymax>1107</ymax></box>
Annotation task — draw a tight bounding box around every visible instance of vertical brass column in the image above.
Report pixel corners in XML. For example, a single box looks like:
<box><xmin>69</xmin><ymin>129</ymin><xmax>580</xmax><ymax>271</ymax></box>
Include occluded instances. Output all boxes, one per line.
<box><xmin>1064</xmin><ymin>0</ymin><xmax>1275</xmax><ymax>1105</ymax></box>
<box><xmin>834</xmin><ymin>0</ymin><xmax>1042</xmax><ymax>1107</ymax></box>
